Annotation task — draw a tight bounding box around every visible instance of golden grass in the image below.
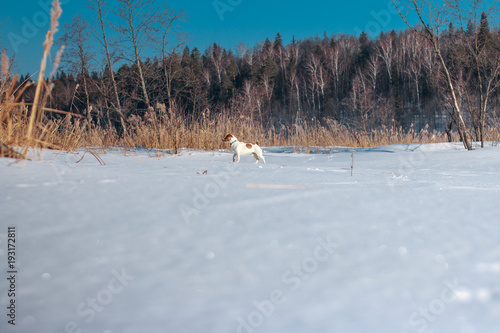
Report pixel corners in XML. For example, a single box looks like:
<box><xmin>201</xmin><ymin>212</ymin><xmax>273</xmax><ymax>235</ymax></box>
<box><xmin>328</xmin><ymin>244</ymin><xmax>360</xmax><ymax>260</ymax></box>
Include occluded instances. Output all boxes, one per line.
<box><xmin>0</xmin><ymin>0</ymin><xmax>85</xmax><ymax>159</ymax></box>
<box><xmin>77</xmin><ymin>104</ymin><xmax>463</xmax><ymax>151</ymax></box>
<box><xmin>24</xmin><ymin>0</ymin><xmax>63</xmax><ymax>155</ymax></box>
<box><xmin>80</xmin><ymin>105</ymin><xmax>500</xmax><ymax>152</ymax></box>
<box><xmin>2</xmin><ymin>88</ymin><xmax>497</xmax><ymax>159</ymax></box>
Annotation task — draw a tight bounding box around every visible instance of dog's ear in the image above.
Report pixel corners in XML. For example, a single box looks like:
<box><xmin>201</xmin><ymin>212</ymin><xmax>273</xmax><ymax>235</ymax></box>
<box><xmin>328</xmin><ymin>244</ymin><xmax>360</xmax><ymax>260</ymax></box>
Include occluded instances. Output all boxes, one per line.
<box><xmin>222</xmin><ymin>134</ymin><xmax>233</xmax><ymax>142</ymax></box>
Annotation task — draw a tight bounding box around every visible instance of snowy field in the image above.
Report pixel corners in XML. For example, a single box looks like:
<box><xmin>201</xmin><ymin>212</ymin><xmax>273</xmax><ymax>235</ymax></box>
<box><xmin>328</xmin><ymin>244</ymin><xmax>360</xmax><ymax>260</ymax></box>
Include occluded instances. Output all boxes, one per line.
<box><xmin>1</xmin><ymin>142</ymin><xmax>500</xmax><ymax>333</ymax></box>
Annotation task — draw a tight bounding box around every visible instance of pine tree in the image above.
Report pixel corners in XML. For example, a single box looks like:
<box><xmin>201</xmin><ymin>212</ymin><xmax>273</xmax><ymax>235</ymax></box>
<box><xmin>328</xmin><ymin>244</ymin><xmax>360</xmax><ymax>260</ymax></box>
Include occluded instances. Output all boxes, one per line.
<box><xmin>273</xmin><ymin>33</ymin><xmax>283</xmax><ymax>52</ymax></box>
<box><xmin>190</xmin><ymin>47</ymin><xmax>202</xmax><ymax>74</ymax></box>
<box><xmin>448</xmin><ymin>22</ymin><xmax>455</xmax><ymax>38</ymax></box>
<box><xmin>357</xmin><ymin>32</ymin><xmax>371</xmax><ymax>68</ymax></box>
<box><xmin>323</xmin><ymin>30</ymin><xmax>328</xmax><ymax>44</ymax></box>
<box><xmin>181</xmin><ymin>46</ymin><xmax>191</xmax><ymax>67</ymax></box>
<box><xmin>478</xmin><ymin>12</ymin><xmax>491</xmax><ymax>51</ymax></box>
<box><xmin>262</xmin><ymin>56</ymin><xmax>279</xmax><ymax>79</ymax></box>
<box><xmin>263</xmin><ymin>38</ymin><xmax>272</xmax><ymax>55</ymax></box>
<box><xmin>466</xmin><ymin>19</ymin><xmax>475</xmax><ymax>36</ymax></box>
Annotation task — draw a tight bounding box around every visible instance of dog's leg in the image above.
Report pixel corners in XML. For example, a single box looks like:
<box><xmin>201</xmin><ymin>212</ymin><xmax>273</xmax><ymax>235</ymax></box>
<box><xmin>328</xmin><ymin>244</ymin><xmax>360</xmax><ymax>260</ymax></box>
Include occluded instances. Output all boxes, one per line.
<box><xmin>236</xmin><ymin>153</ymin><xmax>241</xmax><ymax>163</ymax></box>
<box><xmin>257</xmin><ymin>152</ymin><xmax>266</xmax><ymax>164</ymax></box>
<box><xmin>233</xmin><ymin>153</ymin><xmax>237</xmax><ymax>162</ymax></box>
<box><xmin>252</xmin><ymin>153</ymin><xmax>259</xmax><ymax>163</ymax></box>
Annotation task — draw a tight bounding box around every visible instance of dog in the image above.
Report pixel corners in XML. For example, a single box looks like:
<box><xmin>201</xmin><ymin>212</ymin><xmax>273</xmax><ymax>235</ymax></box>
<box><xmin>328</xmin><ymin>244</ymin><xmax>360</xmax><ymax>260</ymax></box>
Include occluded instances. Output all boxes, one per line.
<box><xmin>222</xmin><ymin>134</ymin><xmax>266</xmax><ymax>164</ymax></box>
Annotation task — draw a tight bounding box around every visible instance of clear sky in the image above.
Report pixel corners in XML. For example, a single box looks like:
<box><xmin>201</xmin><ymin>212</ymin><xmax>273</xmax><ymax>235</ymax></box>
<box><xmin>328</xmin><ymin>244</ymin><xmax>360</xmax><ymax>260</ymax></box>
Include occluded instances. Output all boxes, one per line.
<box><xmin>0</xmin><ymin>0</ymin><xmax>411</xmax><ymax>76</ymax></box>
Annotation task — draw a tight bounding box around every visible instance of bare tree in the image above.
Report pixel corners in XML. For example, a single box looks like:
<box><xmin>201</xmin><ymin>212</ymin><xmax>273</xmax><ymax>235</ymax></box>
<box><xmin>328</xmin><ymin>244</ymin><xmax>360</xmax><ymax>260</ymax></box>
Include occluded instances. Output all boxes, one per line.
<box><xmin>151</xmin><ymin>4</ymin><xmax>187</xmax><ymax>112</ymax></box>
<box><xmin>347</xmin><ymin>67</ymin><xmax>392</xmax><ymax>132</ymax></box>
<box><xmin>287</xmin><ymin>43</ymin><xmax>301</xmax><ymax>121</ymax></box>
<box><xmin>177</xmin><ymin>51</ymin><xmax>206</xmax><ymax>115</ymax></box>
<box><xmin>210</xmin><ymin>44</ymin><xmax>224</xmax><ymax>86</ymax></box>
<box><xmin>347</xmin><ymin>69</ymin><xmax>367</xmax><ymax>130</ymax></box>
<box><xmin>405</xmin><ymin>31</ymin><xmax>426</xmax><ymax>115</ymax></box>
<box><xmin>367</xmin><ymin>53</ymin><xmax>380</xmax><ymax>93</ymax></box>
<box><xmin>449</xmin><ymin>0</ymin><xmax>500</xmax><ymax>147</ymax></box>
<box><xmin>112</xmin><ymin>0</ymin><xmax>158</xmax><ymax>108</ymax></box>
<box><xmin>378</xmin><ymin>32</ymin><xmax>395</xmax><ymax>90</ymax></box>
<box><xmin>59</xmin><ymin>14</ymin><xmax>94</xmax><ymax>120</ymax></box>
<box><xmin>393</xmin><ymin>0</ymin><xmax>472</xmax><ymax>150</ymax></box>
<box><xmin>305</xmin><ymin>52</ymin><xmax>326</xmax><ymax>116</ymax></box>
<box><xmin>323</xmin><ymin>41</ymin><xmax>342</xmax><ymax>102</ymax></box>
<box><xmin>242</xmin><ymin>79</ymin><xmax>253</xmax><ymax>117</ymax></box>
<box><xmin>88</xmin><ymin>0</ymin><xmax>127</xmax><ymax>124</ymax></box>
<box><xmin>241</xmin><ymin>79</ymin><xmax>264</xmax><ymax>120</ymax></box>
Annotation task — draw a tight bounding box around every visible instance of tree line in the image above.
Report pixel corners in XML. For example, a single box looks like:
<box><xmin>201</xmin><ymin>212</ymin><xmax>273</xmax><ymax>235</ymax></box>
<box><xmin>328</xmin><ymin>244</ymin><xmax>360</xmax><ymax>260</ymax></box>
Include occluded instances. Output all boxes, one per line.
<box><xmin>6</xmin><ymin>0</ymin><xmax>500</xmax><ymax>146</ymax></box>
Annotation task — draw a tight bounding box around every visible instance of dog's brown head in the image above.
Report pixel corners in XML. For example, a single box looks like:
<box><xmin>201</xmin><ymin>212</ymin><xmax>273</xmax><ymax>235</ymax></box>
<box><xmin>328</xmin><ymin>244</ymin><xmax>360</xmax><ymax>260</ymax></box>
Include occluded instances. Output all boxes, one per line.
<box><xmin>222</xmin><ymin>134</ymin><xmax>234</xmax><ymax>142</ymax></box>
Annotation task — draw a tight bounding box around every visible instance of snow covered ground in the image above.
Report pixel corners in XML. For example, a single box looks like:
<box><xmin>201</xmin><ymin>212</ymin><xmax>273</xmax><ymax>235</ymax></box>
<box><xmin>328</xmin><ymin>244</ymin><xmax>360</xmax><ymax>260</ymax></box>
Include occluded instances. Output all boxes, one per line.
<box><xmin>1</xmin><ymin>142</ymin><xmax>500</xmax><ymax>333</ymax></box>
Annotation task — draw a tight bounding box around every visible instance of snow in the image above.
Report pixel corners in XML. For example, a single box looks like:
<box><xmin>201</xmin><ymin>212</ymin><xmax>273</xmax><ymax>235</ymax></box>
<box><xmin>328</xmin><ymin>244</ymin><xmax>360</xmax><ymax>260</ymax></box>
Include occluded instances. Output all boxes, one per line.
<box><xmin>1</xmin><ymin>142</ymin><xmax>500</xmax><ymax>333</ymax></box>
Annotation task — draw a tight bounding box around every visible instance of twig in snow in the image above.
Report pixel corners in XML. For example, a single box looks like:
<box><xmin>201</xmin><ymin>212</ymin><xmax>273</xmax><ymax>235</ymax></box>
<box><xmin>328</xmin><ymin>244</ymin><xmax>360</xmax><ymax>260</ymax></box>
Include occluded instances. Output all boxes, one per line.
<box><xmin>351</xmin><ymin>153</ymin><xmax>354</xmax><ymax>177</ymax></box>
<box><xmin>75</xmin><ymin>148</ymin><xmax>106</xmax><ymax>165</ymax></box>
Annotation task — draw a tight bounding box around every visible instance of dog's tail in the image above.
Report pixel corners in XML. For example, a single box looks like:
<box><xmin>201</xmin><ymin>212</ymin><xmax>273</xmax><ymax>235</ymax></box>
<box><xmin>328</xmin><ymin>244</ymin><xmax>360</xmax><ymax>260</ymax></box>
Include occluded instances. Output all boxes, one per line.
<box><xmin>256</xmin><ymin>141</ymin><xmax>260</xmax><ymax>146</ymax></box>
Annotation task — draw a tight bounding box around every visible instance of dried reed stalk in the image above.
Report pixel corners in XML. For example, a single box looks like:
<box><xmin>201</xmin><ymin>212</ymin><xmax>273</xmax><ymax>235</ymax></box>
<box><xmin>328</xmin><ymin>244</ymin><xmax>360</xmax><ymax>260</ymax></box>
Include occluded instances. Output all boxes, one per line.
<box><xmin>0</xmin><ymin>50</ymin><xmax>8</xmax><ymax>79</ymax></box>
<box><xmin>24</xmin><ymin>0</ymin><xmax>62</xmax><ymax>154</ymax></box>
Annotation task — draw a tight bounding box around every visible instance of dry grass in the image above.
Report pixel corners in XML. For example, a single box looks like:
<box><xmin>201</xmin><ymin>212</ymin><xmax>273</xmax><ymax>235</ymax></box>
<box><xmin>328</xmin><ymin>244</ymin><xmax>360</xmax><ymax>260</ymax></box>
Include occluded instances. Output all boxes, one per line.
<box><xmin>78</xmin><ymin>104</ymin><xmax>462</xmax><ymax>152</ymax></box>
<box><xmin>0</xmin><ymin>0</ymin><xmax>84</xmax><ymax>159</ymax></box>
<box><xmin>78</xmin><ymin>106</ymin><xmax>500</xmax><ymax>152</ymax></box>
<box><xmin>2</xmin><ymin>87</ymin><xmax>497</xmax><ymax>159</ymax></box>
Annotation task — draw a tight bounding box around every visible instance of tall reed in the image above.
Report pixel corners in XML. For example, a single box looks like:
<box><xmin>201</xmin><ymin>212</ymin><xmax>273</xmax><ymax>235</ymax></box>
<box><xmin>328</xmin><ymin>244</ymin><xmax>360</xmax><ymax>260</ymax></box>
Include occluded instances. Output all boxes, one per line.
<box><xmin>79</xmin><ymin>103</ymin><xmax>463</xmax><ymax>152</ymax></box>
<box><xmin>0</xmin><ymin>0</ymin><xmax>84</xmax><ymax>159</ymax></box>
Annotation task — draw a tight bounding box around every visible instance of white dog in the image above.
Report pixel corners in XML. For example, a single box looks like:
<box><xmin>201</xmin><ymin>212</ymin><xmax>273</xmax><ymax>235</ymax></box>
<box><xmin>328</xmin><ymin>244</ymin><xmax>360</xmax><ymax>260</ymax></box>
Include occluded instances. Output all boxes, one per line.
<box><xmin>222</xmin><ymin>134</ymin><xmax>266</xmax><ymax>164</ymax></box>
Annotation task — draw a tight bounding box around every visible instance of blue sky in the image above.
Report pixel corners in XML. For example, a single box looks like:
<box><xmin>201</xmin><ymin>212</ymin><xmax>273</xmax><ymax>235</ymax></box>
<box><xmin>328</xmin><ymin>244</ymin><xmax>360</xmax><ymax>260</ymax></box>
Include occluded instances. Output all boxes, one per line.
<box><xmin>1</xmin><ymin>0</ymin><xmax>410</xmax><ymax>76</ymax></box>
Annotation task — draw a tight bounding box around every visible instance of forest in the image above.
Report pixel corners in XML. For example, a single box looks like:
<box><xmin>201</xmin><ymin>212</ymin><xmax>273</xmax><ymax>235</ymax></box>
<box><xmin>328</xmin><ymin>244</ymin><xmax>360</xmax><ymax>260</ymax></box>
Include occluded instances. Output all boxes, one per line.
<box><xmin>2</xmin><ymin>0</ymin><xmax>500</xmax><ymax>154</ymax></box>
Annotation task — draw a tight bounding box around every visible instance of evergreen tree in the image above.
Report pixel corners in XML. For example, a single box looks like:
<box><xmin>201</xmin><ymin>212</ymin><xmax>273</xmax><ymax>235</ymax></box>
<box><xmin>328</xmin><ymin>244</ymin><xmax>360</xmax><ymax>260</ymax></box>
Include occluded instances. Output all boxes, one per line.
<box><xmin>190</xmin><ymin>47</ymin><xmax>202</xmax><ymax>74</ymax></box>
<box><xmin>261</xmin><ymin>56</ymin><xmax>279</xmax><ymax>80</ymax></box>
<box><xmin>181</xmin><ymin>46</ymin><xmax>191</xmax><ymax>67</ymax></box>
<box><xmin>357</xmin><ymin>32</ymin><xmax>371</xmax><ymax>68</ymax></box>
<box><xmin>466</xmin><ymin>19</ymin><xmax>475</xmax><ymax>36</ymax></box>
<box><xmin>263</xmin><ymin>38</ymin><xmax>272</xmax><ymax>55</ymax></box>
<box><xmin>323</xmin><ymin>30</ymin><xmax>329</xmax><ymax>44</ymax></box>
<box><xmin>478</xmin><ymin>12</ymin><xmax>491</xmax><ymax>51</ymax></box>
<box><xmin>273</xmin><ymin>32</ymin><xmax>283</xmax><ymax>52</ymax></box>
<box><xmin>448</xmin><ymin>22</ymin><xmax>455</xmax><ymax>38</ymax></box>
